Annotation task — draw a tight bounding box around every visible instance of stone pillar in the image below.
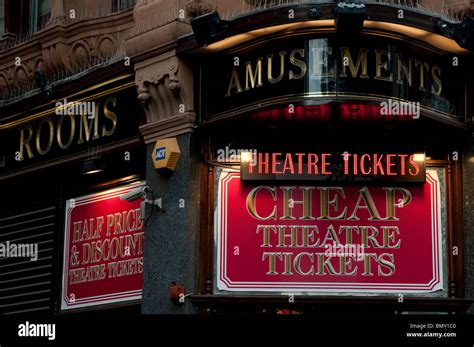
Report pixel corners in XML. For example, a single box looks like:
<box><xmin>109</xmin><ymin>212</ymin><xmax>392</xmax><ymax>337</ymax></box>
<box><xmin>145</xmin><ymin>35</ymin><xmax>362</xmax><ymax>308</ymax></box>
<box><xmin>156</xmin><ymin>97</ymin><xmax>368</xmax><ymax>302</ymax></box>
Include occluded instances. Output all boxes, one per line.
<box><xmin>135</xmin><ymin>52</ymin><xmax>199</xmax><ymax>314</ymax></box>
<box><xmin>463</xmin><ymin>141</ymin><xmax>474</xmax><ymax>313</ymax></box>
<box><xmin>47</xmin><ymin>0</ymin><xmax>67</xmax><ymax>26</ymax></box>
<box><xmin>142</xmin><ymin>134</ymin><xmax>200</xmax><ymax>314</ymax></box>
<box><xmin>125</xmin><ymin>0</ymin><xmax>201</xmax><ymax>314</ymax></box>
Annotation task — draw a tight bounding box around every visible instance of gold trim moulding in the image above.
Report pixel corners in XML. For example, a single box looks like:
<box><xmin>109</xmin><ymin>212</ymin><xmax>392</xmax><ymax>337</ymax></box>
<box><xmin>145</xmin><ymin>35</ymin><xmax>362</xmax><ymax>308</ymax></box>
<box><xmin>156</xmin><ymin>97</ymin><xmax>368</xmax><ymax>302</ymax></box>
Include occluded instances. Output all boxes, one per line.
<box><xmin>199</xmin><ymin>20</ymin><xmax>468</xmax><ymax>55</ymax></box>
<box><xmin>0</xmin><ymin>75</ymin><xmax>134</xmax><ymax>130</ymax></box>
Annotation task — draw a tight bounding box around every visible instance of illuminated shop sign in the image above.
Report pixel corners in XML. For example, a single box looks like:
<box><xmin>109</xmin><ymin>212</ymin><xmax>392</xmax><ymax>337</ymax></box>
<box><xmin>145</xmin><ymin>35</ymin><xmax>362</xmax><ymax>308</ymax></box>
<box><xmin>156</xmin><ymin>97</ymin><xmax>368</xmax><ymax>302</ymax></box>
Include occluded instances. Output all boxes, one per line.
<box><xmin>61</xmin><ymin>182</ymin><xmax>145</xmax><ymax>310</ymax></box>
<box><xmin>0</xmin><ymin>84</ymin><xmax>140</xmax><ymax>176</ymax></box>
<box><xmin>240</xmin><ymin>152</ymin><xmax>426</xmax><ymax>182</ymax></box>
<box><xmin>202</xmin><ymin>37</ymin><xmax>465</xmax><ymax>121</ymax></box>
<box><xmin>216</xmin><ymin>170</ymin><xmax>443</xmax><ymax>293</ymax></box>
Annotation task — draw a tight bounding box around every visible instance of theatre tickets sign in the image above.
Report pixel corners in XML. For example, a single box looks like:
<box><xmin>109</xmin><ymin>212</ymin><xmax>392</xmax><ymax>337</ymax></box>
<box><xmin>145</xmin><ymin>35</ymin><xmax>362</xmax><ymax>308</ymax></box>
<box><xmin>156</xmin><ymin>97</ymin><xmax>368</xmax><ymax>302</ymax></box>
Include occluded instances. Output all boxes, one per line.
<box><xmin>216</xmin><ymin>170</ymin><xmax>443</xmax><ymax>293</ymax></box>
<box><xmin>61</xmin><ymin>183</ymin><xmax>145</xmax><ymax>310</ymax></box>
<box><xmin>240</xmin><ymin>151</ymin><xmax>426</xmax><ymax>183</ymax></box>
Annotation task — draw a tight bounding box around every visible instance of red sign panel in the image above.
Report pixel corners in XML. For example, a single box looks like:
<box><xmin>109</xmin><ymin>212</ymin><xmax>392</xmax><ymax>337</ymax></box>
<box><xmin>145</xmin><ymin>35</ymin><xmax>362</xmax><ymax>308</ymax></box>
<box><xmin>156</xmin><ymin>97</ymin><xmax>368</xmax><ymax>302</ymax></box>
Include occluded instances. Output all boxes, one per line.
<box><xmin>61</xmin><ymin>183</ymin><xmax>145</xmax><ymax>310</ymax></box>
<box><xmin>216</xmin><ymin>170</ymin><xmax>443</xmax><ymax>293</ymax></box>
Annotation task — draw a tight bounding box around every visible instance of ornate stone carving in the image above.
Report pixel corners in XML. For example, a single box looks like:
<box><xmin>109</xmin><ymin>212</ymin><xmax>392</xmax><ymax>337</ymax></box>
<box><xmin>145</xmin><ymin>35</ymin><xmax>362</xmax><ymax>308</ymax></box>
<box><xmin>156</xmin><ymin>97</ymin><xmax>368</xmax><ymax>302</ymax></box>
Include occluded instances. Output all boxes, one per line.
<box><xmin>135</xmin><ymin>53</ymin><xmax>195</xmax><ymax>142</ymax></box>
<box><xmin>41</xmin><ymin>42</ymin><xmax>72</xmax><ymax>75</ymax></box>
<box><xmin>1</xmin><ymin>8</ymin><xmax>131</xmax><ymax>100</ymax></box>
<box><xmin>0</xmin><ymin>53</ymin><xmax>45</xmax><ymax>99</ymax></box>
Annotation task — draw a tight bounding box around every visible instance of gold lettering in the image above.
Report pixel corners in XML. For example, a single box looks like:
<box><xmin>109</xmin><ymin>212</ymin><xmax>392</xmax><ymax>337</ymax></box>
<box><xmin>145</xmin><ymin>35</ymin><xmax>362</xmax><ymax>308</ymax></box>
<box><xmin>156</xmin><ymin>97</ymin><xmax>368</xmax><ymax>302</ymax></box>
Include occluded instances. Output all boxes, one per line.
<box><xmin>362</xmin><ymin>254</ymin><xmax>377</xmax><ymax>276</ymax></box>
<box><xmin>246</xmin><ymin>186</ymin><xmax>277</xmax><ymax>221</ymax></box>
<box><xmin>114</xmin><ymin>213</ymin><xmax>123</xmax><ymax>234</ymax></box>
<box><xmin>225</xmin><ymin>67</ymin><xmax>243</xmax><ymax>97</ymax></box>
<box><xmin>301</xmin><ymin>226</ymin><xmax>319</xmax><ymax>247</ymax></box>
<box><xmin>415</xmin><ymin>59</ymin><xmax>429</xmax><ymax>92</ymax></box>
<box><xmin>289</xmin><ymin>49</ymin><xmax>307</xmax><ymax>80</ymax></box>
<box><xmin>267</xmin><ymin>52</ymin><xmax>286</xmax><ymax>84</ymax></box>
<box><xmin>35</xmin><ymin>118</ymin><xmax>54</xmax><ymax>156</ymax></box>
<box><xmin>396</xmin><ymin>54</ymin><xmax>413</xmax><ymax>86</ymax></box>
<box><xmin>378</xmin><ymin>253</ymin><xmax>395</xmax><ymax>276</ymax></box>
<box><xmin>106</xmin><ymin>214</ymin><xmax>114</xmax><ymax>237</ymax></box>
<box><xmin>277</xmin><ymin>225</ymin><xmax>298</xmax><ymax>247</ymax></box>
<box><xmin>383</xmin><ymin>187</ymin><xmax>412</xmax><ymax>220</ymax></box>
<box><xmin>340</xmin><ymin>256</ymin><xmax>358</xmax><ymax>275</ymax></box>
<box><xmin>73</xmin><ymin>221</ymin><xmax>82</xmax><ymax>243</ymax></box>
<box><xmin>280</xmin><ymin>187</ymin><xmax>315</xmax><ymax>220</ymax></box>
<box><xmin>18</xmin><ymin>125</ymin><xmax>34</xmax><ymax>160</ymax></box>
<box><xmin>340</xmin><ymin>47</ymin><xmax>369</xmax><ymax>78</ymax></box>
<box><xmin>431</xmin><ymin>65</ymin><xmax>442</xmax><ymax>95</ymax></box>
<box><xmin>102</xmin><ymin>97</ymin><xmax>117</xmax><ymax>137</ymax></box>
<box><xmin>375</xmin><ymin>50</ymin><xmax>393</xmax><ymax>82</ymax></box>
<box><xmin>245</xmin><ymin>58</ymin><xmax>264</xmax><ymax>90</ymax></box>
<box><xmin>56</xmin><ymin>114</ymin><xmax>75</xmax><ymax>149</ymax></box>
<box><xmin>96</xmin><ymin>216</ymin><xmax>104</xmax><ymax>238</ymax></box>
<box><xmin>321</xmin><ymin>224</ymin><xmax>341</xmax><ymax>246</ymax></box>
<box><xmin>262</xmin><ymin>252</ymin><xmax>282</xmax><ymax>275</ymax></box>
<box><xmin>348</xmin><ymin>187</ymin><xmax>383</xmax><ymax>221</ymax></box>
<box><xmin>77</xmin><ymin>110</ymin><xmax>99</xmax><ymax>144</ymax></box>
<box><xmin>256</xmin><ymin>225</ymin><xmax>276</xmax><ymax>247</ymax></box>
<box><xmin>318</xmin><ymin>187</ymin><xmax>347</xmax><ymax>220</ymax></box>
<box><xmin>360</xmin><ymin>226</ymin><xmax>381</xmax><ymax>248</ymax></box>
<box><xmin>381</xmin><ymin>226</ymin><xmax>401</xmax><ymax>248</ymax></box>
<box><xmin>294</xmin><ymin>252</ymin><xmax>314</xmax><ymax>276</ymax></box>
<box><xmin>316</xmin><ymin>253</ymin><xmax>338</xmax><ymax>275</ymax></box>
<box><xmin>282</xmin><ymin>252</ymin><xmax>293</xmax><ymax>275</ymax></box>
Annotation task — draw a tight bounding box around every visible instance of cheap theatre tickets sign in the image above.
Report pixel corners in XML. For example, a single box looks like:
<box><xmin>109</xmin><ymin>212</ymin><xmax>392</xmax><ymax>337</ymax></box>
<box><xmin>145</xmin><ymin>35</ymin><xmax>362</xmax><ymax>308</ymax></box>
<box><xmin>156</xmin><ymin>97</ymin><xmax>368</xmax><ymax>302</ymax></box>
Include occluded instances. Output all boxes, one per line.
<box><xmin>216</xmin><ymin>170</ymin><xmax>443</xmax><ymax>293</ymax></box>
<box><xmin>61</xmin><ymin>183</ymin><xmax>145</xmax><ymax>310</ymax></box>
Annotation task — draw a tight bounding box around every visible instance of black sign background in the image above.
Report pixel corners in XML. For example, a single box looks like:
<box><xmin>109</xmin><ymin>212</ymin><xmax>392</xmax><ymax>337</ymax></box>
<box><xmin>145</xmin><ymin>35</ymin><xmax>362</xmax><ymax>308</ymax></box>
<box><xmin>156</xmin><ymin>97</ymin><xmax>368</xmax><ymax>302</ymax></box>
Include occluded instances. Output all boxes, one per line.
<box><xmin>201</xmin><ymin>35</ymin><xmax>465</xmax><ymax>122</ymax></box>
<box><xmin>0</xmin><ymin>85</ymin><xmax>141</xmax><ymax>176</ymax></box>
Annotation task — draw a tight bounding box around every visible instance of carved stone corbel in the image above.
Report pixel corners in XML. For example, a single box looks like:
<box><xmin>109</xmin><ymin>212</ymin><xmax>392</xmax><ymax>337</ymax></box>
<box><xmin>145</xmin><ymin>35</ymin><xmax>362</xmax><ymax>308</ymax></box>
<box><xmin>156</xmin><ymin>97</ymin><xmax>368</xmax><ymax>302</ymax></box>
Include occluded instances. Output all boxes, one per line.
<box><xmin>135</xmin><ymin>52</ymin><xmax>195</xmax><ymax>143</ymax></box>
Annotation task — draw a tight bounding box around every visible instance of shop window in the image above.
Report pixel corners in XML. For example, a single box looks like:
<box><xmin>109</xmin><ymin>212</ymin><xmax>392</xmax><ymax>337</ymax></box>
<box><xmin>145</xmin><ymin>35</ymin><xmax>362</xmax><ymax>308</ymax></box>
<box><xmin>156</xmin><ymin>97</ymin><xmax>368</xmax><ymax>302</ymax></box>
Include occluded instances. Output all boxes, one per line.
<box><xmin>2</xmin><ymin>0</ymin><xmax>51</xmax><ymax>38</ymax></box>
<box><xmin>5</xmin><ymin>0</ymin><xmax>31</xmax><ymax>38</ymax></box>
<box><xmin>31</xmin><ymin>0</ymin><xmax>51</xmax><ymax>32</ymax></box>
<box><xmin>112</xmin><ymin>0</ymin><xmax>136</xmax><ymax>12</ymax></box>
<box><xmin>0</xmin><ymin>1</ymin><xmax>4</xmax><ymax>35</ymax></box>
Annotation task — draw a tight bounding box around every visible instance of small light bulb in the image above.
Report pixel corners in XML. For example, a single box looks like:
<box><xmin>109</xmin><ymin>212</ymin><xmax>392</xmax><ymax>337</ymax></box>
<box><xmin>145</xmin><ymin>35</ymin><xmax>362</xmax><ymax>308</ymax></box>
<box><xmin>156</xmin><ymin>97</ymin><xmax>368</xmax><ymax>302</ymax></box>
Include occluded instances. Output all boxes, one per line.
<box><xmin>413</xmin><ymin>153</ymin><xmax>425</xmax><ymax>162</ymax></box>
<box><xmin>240</xmin><ymin>151</ymin><xmax>253</xmax><ymax>163</ymax></box>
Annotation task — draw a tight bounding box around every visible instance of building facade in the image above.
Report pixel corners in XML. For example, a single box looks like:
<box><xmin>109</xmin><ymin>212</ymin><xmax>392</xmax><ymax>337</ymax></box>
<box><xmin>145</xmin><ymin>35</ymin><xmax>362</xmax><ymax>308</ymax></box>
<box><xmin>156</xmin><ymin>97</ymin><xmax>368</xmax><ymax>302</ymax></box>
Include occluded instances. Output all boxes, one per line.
<box><xmin>0</xmin><ymin>0</ymin><xmax>473</xmax><ymax>316</ymax></box>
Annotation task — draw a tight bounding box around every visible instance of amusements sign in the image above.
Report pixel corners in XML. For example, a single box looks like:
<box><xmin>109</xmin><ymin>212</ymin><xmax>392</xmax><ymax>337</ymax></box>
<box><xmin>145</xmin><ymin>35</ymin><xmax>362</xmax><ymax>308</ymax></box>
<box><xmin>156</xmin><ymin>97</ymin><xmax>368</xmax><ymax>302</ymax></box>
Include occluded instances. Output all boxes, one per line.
<box><xmin>201</xmin><ymin>36</ymin><xmax>465</xmax><ymax>121</ymax></box>
<box><xmin>61</xmin><ymin>183</ymin><xmax>145</xmax><ymax>310</ymax></box>
<box><xmin>216</xmin><ymin>170</ymin><xmax>443</xmax><ymax>293</ymax></box>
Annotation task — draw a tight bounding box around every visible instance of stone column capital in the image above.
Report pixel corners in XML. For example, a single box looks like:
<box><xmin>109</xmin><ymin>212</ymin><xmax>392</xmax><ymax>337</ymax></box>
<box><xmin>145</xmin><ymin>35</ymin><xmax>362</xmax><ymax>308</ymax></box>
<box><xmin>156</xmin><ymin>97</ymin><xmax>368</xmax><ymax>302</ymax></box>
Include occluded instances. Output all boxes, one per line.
<box><xmin>135</xmin><ymin>52</ymin><xmax>195</xmax><ymax>143</ymax></box>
